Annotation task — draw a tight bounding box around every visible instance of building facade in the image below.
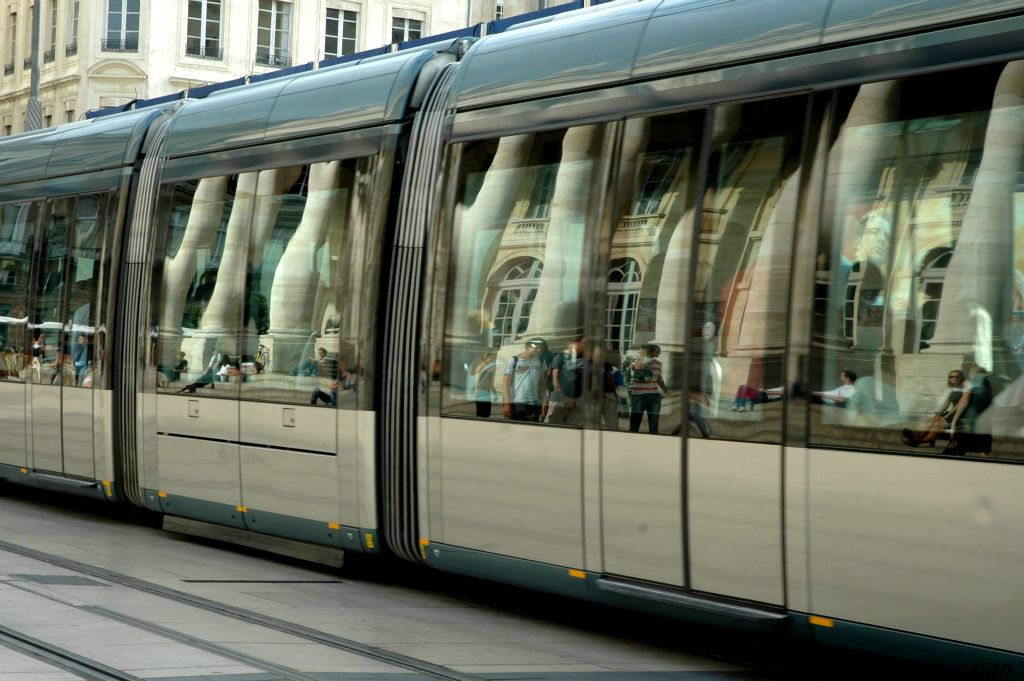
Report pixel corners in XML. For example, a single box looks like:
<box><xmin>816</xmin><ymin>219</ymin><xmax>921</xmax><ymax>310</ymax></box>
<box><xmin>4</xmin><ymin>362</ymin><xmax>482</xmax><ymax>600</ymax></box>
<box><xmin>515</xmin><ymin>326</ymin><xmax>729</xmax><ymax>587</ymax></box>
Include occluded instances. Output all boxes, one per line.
<box><xmin>0</xmin><ymin>0</ymin><xmax>570</xmax><ymax>134</ymax></box>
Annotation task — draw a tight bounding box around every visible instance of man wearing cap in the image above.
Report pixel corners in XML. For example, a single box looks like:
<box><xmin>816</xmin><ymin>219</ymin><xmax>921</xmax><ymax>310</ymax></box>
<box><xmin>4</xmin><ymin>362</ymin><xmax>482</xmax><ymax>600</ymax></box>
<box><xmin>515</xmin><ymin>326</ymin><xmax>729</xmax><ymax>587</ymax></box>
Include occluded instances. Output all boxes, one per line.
<box><xmin>629</xmin><ymin>343</ymin><xmax>670</xmax><ymax>434</ymax></box>
<box><xmin>503</xmin><ymin>338</ymin><xmax>549</xmax><ymax>422</ymax></box>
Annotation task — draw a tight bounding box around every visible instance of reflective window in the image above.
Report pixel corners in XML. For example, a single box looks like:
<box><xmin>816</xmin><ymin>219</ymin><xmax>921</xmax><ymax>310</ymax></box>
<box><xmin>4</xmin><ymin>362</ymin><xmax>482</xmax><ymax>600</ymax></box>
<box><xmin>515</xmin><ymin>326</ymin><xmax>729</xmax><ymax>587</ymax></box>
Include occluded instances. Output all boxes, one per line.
<box><xmin>30</xmin><ymin>199</ymin><xmax>72</xmax><ymax>385</ymax></box>
<box><xmin>606</xmin><ymin>112</ymin><xmax>703</xmax><ymax>435</ymax></box>
<box><xmin>689</xmin><ymin>97</ymin><xmax>806</xmax><ymax>444</ymax></box>
<box><xmin>441</xmin><ymin>126</ymin><xmax>606</xmax><ymax>424</ymax></box>
<box><xmin>240</xmin><ymin>160</ymin><xmax>362</xmax><ymax>407</ymax></box>
<box><xmin>65</xmin><ymin>195</ymin><xmax>107</xmax><ymax>390</ymax></box>
<box><xmin>186</xmin><ymin>0</ymin><xmax>221</xmax><ymax>58</ymax></box>
<box><xmin>0</xmin><ymin>202</ymin><xmax>37</xmax><ymax>381</ymax></box>
<box><xmin>325</xmin><ymin>7</ymin><xmax>357</xmax><ymax>58</ymax></box>
<box><xmin>106</xmin><ymin>0</ymin><xmax>140</xmax><ymax>48</ymax></box>
<box><xmin>810</xmin><ymin>61</ymin><xmax>1024</xmax><ymax>461</ymax></box>
<box><xmin>154</xmin><ymin>174</ymin><xmax>245</xmax><ymax>399</ymax></box>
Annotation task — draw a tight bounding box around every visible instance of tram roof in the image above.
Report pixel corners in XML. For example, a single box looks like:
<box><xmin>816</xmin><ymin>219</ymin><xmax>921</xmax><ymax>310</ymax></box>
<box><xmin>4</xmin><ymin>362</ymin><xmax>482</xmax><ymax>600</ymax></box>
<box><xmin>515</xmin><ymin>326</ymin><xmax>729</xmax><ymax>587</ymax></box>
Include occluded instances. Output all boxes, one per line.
<box><xmin>450</xmin><ymin>0</ymin><xmax>1024</xmax><ymax>110</ymax></box>
<box><xmin>0</xmin><ymin>107</ymin><xmax>165</xmax><ymax>186</ymax></box>
<box><xmin>160</xmin><ymin>47</ymin><xmax>448</xmax><ymax>158</ymax></box>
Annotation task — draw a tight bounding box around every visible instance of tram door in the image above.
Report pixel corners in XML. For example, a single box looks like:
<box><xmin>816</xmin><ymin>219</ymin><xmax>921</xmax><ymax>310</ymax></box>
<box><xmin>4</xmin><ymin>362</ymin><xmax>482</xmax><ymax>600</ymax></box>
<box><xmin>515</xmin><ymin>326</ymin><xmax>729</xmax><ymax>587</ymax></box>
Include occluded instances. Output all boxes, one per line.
<box><xmin>29</xmin><ymin>197</ymin><xmax>99</xmax><ymax>478</ymax></box>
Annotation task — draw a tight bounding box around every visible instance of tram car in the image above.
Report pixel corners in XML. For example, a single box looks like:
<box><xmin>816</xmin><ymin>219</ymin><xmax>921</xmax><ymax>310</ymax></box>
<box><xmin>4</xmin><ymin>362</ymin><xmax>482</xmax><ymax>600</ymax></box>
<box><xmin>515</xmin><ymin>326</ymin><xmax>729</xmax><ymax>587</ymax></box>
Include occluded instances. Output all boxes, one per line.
<box><xmin>0</xmin><ymin>0</ymin><xmax>1023</xmax><ymax>673</ymax></box>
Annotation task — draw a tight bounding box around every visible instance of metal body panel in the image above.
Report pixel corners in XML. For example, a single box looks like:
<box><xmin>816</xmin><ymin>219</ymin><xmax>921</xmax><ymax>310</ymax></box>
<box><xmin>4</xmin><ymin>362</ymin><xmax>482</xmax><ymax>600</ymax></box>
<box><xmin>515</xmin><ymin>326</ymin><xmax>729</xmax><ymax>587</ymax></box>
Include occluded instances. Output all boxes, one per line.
<box><xmin>156</xmin><ymin>434</ymin><xmax>240</xmax><ymax>506</ymax></box>
<box><xmin>30</xmin><ymin>385</ymin><xmax>62</xmax><ymax>473</ymax></box>
<box><xmin>61</xmin><ymin>388</ymin><xmax>93</xmax><ymax>479</ymax></box>
<box><xmin>582</xmin><ymin>428</ymin><xmax>602</xmax><ymax>574</ymax></box>
<box><xmin>437</xmin><ymin>418</ymin><xmax>584</xmax><ymax>568</ymax></box>
<box><xmin>162</xmin><ymin>86</ymin><xmax>285</xmax><ymax>158</ymax></box>
<box><xmin>156</xmin><ymin>394</ymin><xmax>238</xmax><ymax>442</ymax></box>
<box><xmin>823</xmin><ymin>0</ymin><xmax>1024</xmax><ymax>45</ymax></box>
<box><xmin>688</xmin><ymin>439</ymin><xmax>783</xmax><ymax>605</ymax></box>
<box><xmin>631</xmin><ymin>0</ymin><xmax>829</xmax><ymax>80</ymax></box>
<box><xmin>424</xmin><ymin>415</ymin><xmax>444</xmax><ymax>541</ymax></box>
<box><xmin>0</xmin><ymin>382</ymin><xmax>26</xmax><ymax>467</ymax></box>
<box><xmin>785</xmin><ymin>446</ymin><xmax>809</xmax><ymax>612</ymax></box>
<box><xmin>240</xmin><ymin>401</ymin><xmax>336</xmax><ymax>454</ymax></box>
<box><xmin>266</xmin><ymin>50</ymin><xmax>434</xmax><ymax>140</ymax></box>
<box><xmin>93</xmin><ymin>390</ymin><xmax>114</xmax><ymax>482</ymax></box>
<box><xmin>601</xmin><ymin>431</ymin><xmax>684</xmax><ymax>586</ymax></box>
<box><xmin>808</xmin><ymin>450</ymin><xmax>1024</xmax><ymax>654</ymax></box>
<box><xmin>343</xmin><ymin>409</ymin><xmax>377</xmax><ymax>530</ymax></box>
<box><xmin>239</xmin><ymin>446</ymin><xmax>340</xmax><ymax>523</ymax></box>
<box><xmin>140</xmin><ymin>391</ymin><xmax>159</xmax><ymax>491</ymax></box>
<box><xmin>452</xmin><ymin>2</ymin><xmax>652</xmax><ymax>110</ymax></box>
<box><xmin>450</xmin><ymin>15</ymin><xmax>1024</xmax><ymax>142</ymax></box>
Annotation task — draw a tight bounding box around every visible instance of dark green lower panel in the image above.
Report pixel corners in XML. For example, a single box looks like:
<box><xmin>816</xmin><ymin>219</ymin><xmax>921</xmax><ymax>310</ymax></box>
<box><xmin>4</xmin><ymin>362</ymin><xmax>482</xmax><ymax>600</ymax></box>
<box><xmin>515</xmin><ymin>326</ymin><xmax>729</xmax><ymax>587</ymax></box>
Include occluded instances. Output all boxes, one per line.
<box><xmin>155</xmin><ymin>492</ymin><xmax>246</xmax><ymax>529</ymax></box>
<box><xmin>805</xmin><ymin>614</ymin><xmax>1024</xmax><ymax>679</ymax></box>
<box><xmin>0</xmin><ymin>463</ymin><xmax>113</xmax><ymax>502</ymax></box>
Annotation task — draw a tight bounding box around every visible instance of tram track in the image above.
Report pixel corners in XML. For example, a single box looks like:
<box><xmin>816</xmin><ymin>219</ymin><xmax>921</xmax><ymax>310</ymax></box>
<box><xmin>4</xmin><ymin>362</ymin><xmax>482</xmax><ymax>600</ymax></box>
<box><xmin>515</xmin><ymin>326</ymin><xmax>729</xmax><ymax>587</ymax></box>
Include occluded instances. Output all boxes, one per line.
<box><xmin>0</xmin><ymin>620</ymin><xmax>143</xmax><ymax>681</ymax></box>
<box><xmin>0</xmin><ymin>537</ymin><xmax>484</xmax><ymax>681</ymax></box>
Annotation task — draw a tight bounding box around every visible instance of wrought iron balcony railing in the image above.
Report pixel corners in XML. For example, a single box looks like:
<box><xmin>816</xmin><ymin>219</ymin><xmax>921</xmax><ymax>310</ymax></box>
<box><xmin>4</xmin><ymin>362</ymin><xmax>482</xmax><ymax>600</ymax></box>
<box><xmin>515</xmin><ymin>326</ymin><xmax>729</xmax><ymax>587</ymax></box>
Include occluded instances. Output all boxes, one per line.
<box><xmin>65</xmin><ymin>42</ymin><xmax>78</xmax><ymax>56</ymax></box>
<box><xmin>43</xmin><ymin>49</ymin><xmax>54</xmax><ymax>63</ymax></box>
<box><xmin>184</xmin><ymin>44</ymin><xmax>223</xmax><ymax>60</ymax></box>
<box><xmin>101</xmin><ymin>38</ymin><xmax>138</xmax><ymax>52</ymax></box>
<box><xmin>255</xmin><ymin>51</ymin><xmax>291</xmax><ymax>67</ymax></box>
<box><xmin>3</xmin><ymin>64</ymin><xmax>12</xmax><ymax>76</ymax></box>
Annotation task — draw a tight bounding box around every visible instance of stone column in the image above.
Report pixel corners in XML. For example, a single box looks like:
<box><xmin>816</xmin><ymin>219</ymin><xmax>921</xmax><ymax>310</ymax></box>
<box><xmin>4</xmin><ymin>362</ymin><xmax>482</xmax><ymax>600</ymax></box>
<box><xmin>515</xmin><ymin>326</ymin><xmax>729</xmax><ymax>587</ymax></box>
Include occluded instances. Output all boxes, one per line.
<box><xmin>158</xmin><ymin>175</ymin><xmax>228</xmax><ymax>369</ymax></box>
<box><xmin>268</xmin><ymin>161</ymin><xmax>343</xmax><ymax>370</ymax></box>
<box><xmin>526</xmin><ymin>125</ymin><xmax>602</xmax><ymax>341</ymax></box>
<box><xmin>926</xmin><ymin>60</ymin><xmax>1024</xmax><ymax>368</ymax></box>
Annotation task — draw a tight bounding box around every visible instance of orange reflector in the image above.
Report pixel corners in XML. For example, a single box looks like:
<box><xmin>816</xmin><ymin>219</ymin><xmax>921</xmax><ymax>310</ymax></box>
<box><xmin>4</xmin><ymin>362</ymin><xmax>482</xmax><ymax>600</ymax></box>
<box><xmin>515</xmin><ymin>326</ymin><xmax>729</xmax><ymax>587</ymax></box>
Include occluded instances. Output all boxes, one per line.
<box><xmin>236</xmin><ymin>505</ymin><xmax>247</xmax><ymax>513</ymax></box>
<box><xmin>157</xmin><ymin>491</ymin><xmax>168</xmax><ymax>498</ymax></box>
<box><xmin>364</xmin><ymin>533</ymin><xmax>375</xmax><ymax>549</ymax></box>
<box><xmin>568</xmin><ymin>569</ymin><xmax>586</xmax><ymax>579</ymax></box>
<box><xmin>809</xmin><ymin>615</ymin><xmax>834</xmax><ymax>628</ymax></box>
<box><xmin>328</xmin><ymin>522</ymin><xmax>340</xmax><ymax>530</ymax></box>
<box><xmin>19</xmin><ymin>467</ymin><xmax>27</xmax><ymax>474</ymax></box>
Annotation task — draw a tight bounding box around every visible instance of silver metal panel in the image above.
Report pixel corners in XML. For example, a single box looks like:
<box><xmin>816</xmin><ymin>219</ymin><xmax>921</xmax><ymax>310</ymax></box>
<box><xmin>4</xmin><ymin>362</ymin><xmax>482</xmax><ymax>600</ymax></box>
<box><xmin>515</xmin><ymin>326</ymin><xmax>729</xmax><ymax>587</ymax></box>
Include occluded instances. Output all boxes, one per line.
<box><xmin>266</xmin><ymin>50</ymin><xmax>434</xmax><ymax>140</ymax></box>
<box><xmin>0</xmin><ymin>382</ymin><xmax>26</xmax><ymax>467</ymax></box>
<box><xmin>140</xmin><ymin>391</ymin><xmax>159</xmax><ymax>491</ymax></box>
<box><xmin>240</xmin><ymin>401</ymin><xmax>336</xmax><ymax>453</ymax></box>
<box><xmin>689</xmin><ymin>439</ymin><xmax>784</xmax><ymax>605</ymax></box>
<box><xmin>808</xmin><ymin>450</ymin><xmax>1024</xmax><ymax>653</ymax></box>
<box><xmin>438</xmin><ymin>419</ymin><xmax>584</xmax><ymax>568</ymax></box>
<box><xmin>30</xmin><ymin>385</ymin><xmax>62</xmax><ymax>473</ymax></box>
<box><xmin>93</xmin><ymin>390</ymin><xmax>115</xmax><ymax>482</ymax></box>
<box><xmin>424</xmin><ymin>415</ymin><xmax>444</xmax><ymax>542</ymax></box>
<box><xmin>61</xmin><ymin>388</ymin><xmax>94</xmax><ymax>479</ymax></box>
<box><xmin>582</xmin><ymin>429</ymin><xmax>602</xmax><ymax>574</ymax></box>
<box><xmin>0</xmin><ymin>129</ymin><xmax>59</xmax><ymax>185</ymax></box>
<box><xmin>156</xmin><ymin>394</ymin><xmax>238</xmax><ymax>442</ymax></box>
<box><xmin>240</xmin><ymin>446</ymin><xmax>340</xmax><ymax>523</ymax></box>
<box><xmin>453</xmin><ymin>2</ymin><xmax>653</xmax><ymax>110</ymax></box>
<box><xmin>156</xmin><ymin>434</ymin><xmax>240</xmax><ymax>506</ymax></box>
<box><xmin>162</xmin><ymin>85</ymin><xmax>286</xmax><ymax>158</ymax></box>
<box><xmin>47</xmin><ymin>109</ymin><xmax>158</xmax><ymax>177</ymax></box>
<box><xmin>823</xmin><ymin>0</ymin><xmax>1024</xmax><ymax>44</ymax></box>
<box><xmin>343</xmin><ymin>409</ymin><xmax>376</xmax><ymax>531</ymax></box>
<box><xmin>601</xmin><ymin>431</ymin><xmax>684</xmax><ymax>586</ymax></box>
<box><xmin>631</xmin><ymin>0</ymin><xmax>829</xmax><ymax>80</ymax></box>
<box><xmin>785</xmin><ymin>446</ymin><xmax>809</xmax><ymax>612</ymax></box>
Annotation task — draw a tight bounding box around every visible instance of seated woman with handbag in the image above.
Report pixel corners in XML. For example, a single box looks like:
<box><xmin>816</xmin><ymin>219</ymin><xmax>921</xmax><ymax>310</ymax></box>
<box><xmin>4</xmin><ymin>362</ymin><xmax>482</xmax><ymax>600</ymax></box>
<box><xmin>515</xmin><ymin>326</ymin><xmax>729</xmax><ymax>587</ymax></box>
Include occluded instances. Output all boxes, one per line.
<box><xmin>900</xmin><ymin>369</ymin><xmax>966</xmax><ymax>447</ymax></box>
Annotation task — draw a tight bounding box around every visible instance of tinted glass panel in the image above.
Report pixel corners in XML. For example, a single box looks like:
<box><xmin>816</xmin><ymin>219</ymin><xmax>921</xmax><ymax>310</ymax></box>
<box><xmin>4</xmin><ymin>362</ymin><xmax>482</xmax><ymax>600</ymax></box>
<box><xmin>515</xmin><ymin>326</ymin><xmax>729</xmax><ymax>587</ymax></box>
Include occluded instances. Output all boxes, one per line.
<box><xmin>0</xmin><ymin>202</ymin><xmax>37</xmax><ymax>382</ymax></box>
<box><xmin>31</xmin><ymin>199</ymin><xmax>72</xmax><ymax>385</ymax></box>
<box><xmin>810</xmin><ymin>61</ymin><xmax>1024</xmax><ymax>461</ymax></box>
<box><xmin>441</xmin><ymin>125</ymin><xmax>606</xmax><ymax>425</ymax></box>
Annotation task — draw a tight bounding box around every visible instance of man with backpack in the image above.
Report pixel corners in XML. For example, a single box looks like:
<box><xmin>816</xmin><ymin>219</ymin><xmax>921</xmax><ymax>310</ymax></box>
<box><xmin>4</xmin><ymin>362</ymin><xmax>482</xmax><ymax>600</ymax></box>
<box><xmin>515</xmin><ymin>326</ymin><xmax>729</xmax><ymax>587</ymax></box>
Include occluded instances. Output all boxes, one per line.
<box><xmin>503</xmin><ymin>338</ymin><xmax>549</xmax><ymax>422</ymax></box>
<box><xmin>548</xmin><ymin>336</ymin><xmax>585</xmax><ymax>425</ymax></box>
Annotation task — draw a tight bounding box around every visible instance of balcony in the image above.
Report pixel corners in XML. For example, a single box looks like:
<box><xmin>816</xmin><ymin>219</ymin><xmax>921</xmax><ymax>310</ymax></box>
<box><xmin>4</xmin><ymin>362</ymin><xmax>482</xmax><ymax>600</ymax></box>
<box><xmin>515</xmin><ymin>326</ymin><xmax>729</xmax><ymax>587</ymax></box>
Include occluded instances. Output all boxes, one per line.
<box><xmin>184</xmin><ymin>44</ymin><xmax>223</xmax><ymax>60</ymax></box>
<box><xmin>43</xmin><ymin>49</ymin><xmax>54</xmax><ymax>63</ymax></box>
<box><xmin>101</xmin><ymin>38</ymin><xmax>138</xmax><ymax>52</ymax></box>
<box><xmin>254</xmin><ymin>52</ymin><xmax>291</xmax><ymax>68</ymax></box>
<box><xmin>65</xmin><ymin>42</ymin><xmax>77</xmax><ymax>57</ymax></box>
<box><xmin>502</xmin><ymin>218</ymin><xmax>549</xmax><ymax>245</ymax></box>
<box><xmin>614</xmin><ymin>213</ymin><xmax>665</xmax><ymax>242</ymax></box>
<box><xmin>3</xmin><ymin>63</ymin><xmax>11</xmax><ymax>76</ymax></box>
<box><xmin>22</xmin><ymin>57</ymin><xmax>30</xmax><ymax>70</ymax></box>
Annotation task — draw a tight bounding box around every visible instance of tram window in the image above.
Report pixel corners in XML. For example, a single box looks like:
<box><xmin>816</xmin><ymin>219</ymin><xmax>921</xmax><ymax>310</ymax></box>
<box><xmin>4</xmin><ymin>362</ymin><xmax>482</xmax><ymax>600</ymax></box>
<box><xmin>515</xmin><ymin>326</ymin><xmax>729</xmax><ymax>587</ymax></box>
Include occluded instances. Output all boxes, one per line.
<box><xmin>153</xmin><ymin>174</ymin><xmax>245</xmax><ymax>400</ymax></box>
<box><xmin>0</xmin><ymin>202</ymin><xmax>38</xmax><ymax>382</ymax></box>
<box><xmin>440</xmin><ymin>125</ymin><xmax>605</xmax><ymax>424</ymax></box>
<box><xmin>809</xmin><ymin>61</ymin><xmax>1024</xmax><ymax>462</ymax></box>
<box><xmin>601</xmin><ymin>112</ymin><xmax>702</xmax><ymax>436</ymax></box>
<box><xmin>239</xmin><ymin>160</ymin><xmax>366</xmax><ymax>407</ymax></box>
<box><xmin>65</xmin><ymin>194</ymin><xmax>108</xmax><ymax>391</ymax></box>
<box><xmin>689</xmin><ymin>97</ymin><xmax>806</xmax><ymax>444</ymax></box>
<box><xmin>30</xmin><ymin>199</ymin><xmax>73</xmax><ymax>386</ymax></box>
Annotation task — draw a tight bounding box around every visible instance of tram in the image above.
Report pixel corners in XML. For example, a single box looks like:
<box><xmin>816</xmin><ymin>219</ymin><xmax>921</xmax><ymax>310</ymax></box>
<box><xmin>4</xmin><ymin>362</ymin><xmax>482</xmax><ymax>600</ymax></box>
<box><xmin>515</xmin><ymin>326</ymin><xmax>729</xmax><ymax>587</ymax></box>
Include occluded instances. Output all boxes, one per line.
<box><xmin>0</xmin><ymin>0</ymin><xmax>1022</xmax><ymax>673</ymax></box>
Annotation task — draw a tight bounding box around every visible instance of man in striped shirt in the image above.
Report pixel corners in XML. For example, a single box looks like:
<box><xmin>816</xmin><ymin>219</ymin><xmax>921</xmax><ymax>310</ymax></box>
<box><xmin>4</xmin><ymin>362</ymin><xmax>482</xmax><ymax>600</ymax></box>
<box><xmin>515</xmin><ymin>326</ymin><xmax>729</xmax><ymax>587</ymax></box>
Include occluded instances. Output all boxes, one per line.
<box><xmin>628</xmin><ymin>343</ymin><xmax>670</xmax><ymax>434</ymax></box>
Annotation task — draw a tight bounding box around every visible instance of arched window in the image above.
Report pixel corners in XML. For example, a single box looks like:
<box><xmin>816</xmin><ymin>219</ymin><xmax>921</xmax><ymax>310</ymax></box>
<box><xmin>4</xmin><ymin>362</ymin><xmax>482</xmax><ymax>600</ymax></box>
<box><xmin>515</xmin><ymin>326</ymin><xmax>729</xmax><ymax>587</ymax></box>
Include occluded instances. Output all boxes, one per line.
<box><xmin>605</xmin><ymin>258</ymin><xmax>641</xmax><ymax>350</ymax></box>
<box><xmin>917</xmin><ymin>249</ymin><xmax>953</xmax><ymax>351</ymax></box>
<box><xmin>491</xmin><ymin>258</ymin><xmax>543</xmax><ymax>348</ymax></box>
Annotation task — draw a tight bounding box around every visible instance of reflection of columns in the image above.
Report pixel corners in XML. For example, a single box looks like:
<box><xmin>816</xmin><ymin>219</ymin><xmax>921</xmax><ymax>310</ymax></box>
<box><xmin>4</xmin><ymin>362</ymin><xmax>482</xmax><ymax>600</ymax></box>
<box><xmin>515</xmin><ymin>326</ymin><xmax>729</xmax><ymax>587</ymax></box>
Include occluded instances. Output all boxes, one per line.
<box><xmin>158</xmin><ymin>175</ymin><xmax>227</xmax><ymax>367</ymax></box>
<box><xmin>249</xmin><ymin>166</ymin><xmax>303</xmax><ymax>259</ymax></box>
<box><xmin>527</xmin><ymin>125</ymin><xmax>601</xmax><ymax>339</ymax></box>
<box><xmin>449</xmin><ymin>134</ymin><xmax>534</xmax><ymax>343</ymax></box>
<box><xmin>927</xmin><ymin>61</ymin><xmax>1024</xmax><ymax>362</ymax></box>
<box><xmin>268</xmin><ymin>161</ymin><xmax>342</xmax><ymax>369</ymax></box>
<box><xmin>199</xmin><ymin>172</ymin><xmax>258</xmax><ymax>354</ymax></box>
<box><xmin>614</xmin><ymin>118</ymin><xmax>649</xmax><ymax>219</ymax></box>
<box><xmin>733</xmin><ymin>168</ymin><xmax>799</xmax><ymax>355</ymax></box>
